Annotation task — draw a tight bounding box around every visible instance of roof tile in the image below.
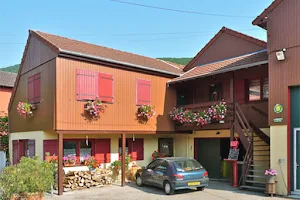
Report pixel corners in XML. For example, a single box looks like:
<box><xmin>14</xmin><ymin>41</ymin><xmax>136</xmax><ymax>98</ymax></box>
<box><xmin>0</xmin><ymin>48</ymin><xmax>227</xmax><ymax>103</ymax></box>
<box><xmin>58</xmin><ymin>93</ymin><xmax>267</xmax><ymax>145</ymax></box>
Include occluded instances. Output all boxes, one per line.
<box><xmin>0</xmin><ymin>71</ymin><xmax>17</xmax><ymax>87</ymax></box>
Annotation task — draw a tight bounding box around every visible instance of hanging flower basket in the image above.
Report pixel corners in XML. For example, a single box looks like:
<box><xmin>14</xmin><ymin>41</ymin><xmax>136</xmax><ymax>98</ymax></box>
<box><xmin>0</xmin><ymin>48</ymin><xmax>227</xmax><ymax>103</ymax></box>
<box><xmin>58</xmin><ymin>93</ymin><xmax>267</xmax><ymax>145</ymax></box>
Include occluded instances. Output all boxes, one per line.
<box><xmin>84</xmin><ymin>98</ymin><xmax>107</xmax><ymax>119</ymax></box>
<box><xmin>136</xmin><ymin>105</ymin><xmax>156</xmax><ymax>124</ymax></box>
<box><xmin>17</xmin><ymin>102</ymin><xmax>36</xmax><ymax>118</ymax></box>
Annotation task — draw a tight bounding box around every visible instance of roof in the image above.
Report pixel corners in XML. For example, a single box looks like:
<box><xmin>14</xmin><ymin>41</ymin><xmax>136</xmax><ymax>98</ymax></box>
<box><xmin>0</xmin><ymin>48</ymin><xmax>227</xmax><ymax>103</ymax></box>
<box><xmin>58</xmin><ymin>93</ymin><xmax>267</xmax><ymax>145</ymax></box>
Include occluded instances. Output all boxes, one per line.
<box><xmin>183</xmin><ymin>27</ymin><xmax>267</xmax><ymax>72</ymax></box>
<box><xmin>169</xmin><ymin>50</ymin><xmax>268</xmax><ymax>84</ymax></box>
<box><xmin>252</xmin><ymin>0</ymin><xmax>283</xmax><ymax>28</ymax></box>
<box><xmin>30</xmin><ymin>30</ymin><xmax>182</xmax><ymax>76</ymax></box>
<box><xmin>0</xmin><ymin>71</ymin><xmax>17</xmax><ymax>87</ymax></box>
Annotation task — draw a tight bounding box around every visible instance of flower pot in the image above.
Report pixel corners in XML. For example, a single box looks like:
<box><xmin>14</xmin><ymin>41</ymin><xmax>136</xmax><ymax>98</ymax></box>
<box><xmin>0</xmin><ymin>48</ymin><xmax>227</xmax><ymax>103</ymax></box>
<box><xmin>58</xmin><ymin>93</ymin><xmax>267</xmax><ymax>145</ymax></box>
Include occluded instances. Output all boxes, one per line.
<box><xmin>45</xmin><ymin>155</ymin><xmax>58</xmax><ymax>163</ymax></box>
<box><xmin>266</xmin><ymin>175</ymin><xmax>276</xmax><ymax>183</ymax></box>
<box><xmin>64</xmin><ymin>162</ymin><xmax>75</xmax><ymax>167</ymax></box>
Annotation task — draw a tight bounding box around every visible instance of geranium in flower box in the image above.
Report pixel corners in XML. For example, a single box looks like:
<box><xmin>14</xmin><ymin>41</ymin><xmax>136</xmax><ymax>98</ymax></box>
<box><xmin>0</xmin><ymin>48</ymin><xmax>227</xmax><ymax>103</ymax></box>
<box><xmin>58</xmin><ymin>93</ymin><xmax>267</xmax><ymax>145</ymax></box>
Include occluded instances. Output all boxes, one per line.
<box><xmin>17</xmin><ymin>102</ymin><xmax>36</xmax><ymax>118</ymax></box>
<box><xmin>83</xmin><ymin>154</ymin><xmax>98</xmax><ymax>168</ymax></box>
<box><xmin>137</xmin><ymin>105</ymin><xmax>156</xmax><ymax>123</ymax></box>
<box><xmin>84</xmin><ymin>98</ymin><xmax>106</xmax><ymax>119</ymax></box>
<box><xmin>63</xmin><ymin>154</ymin><xmax>76</xmax><ymax>166</ymax></box>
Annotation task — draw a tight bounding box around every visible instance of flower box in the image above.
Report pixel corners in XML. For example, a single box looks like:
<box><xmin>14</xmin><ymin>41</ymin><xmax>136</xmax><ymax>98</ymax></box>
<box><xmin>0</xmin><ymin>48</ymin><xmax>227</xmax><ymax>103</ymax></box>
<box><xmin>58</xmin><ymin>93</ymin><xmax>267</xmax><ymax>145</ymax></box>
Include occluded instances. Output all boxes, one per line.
<box><xmin>136</xmin><ymin>105</ymin><xmax>156</xmax><ymax>124</ymax></box>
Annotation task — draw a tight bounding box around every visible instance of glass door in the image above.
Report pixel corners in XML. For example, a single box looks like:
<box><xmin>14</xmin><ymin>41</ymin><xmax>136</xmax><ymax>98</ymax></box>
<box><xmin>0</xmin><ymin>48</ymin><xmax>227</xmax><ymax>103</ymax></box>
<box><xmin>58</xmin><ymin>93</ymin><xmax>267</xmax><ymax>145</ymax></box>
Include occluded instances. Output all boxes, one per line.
<box><xmin>294</xmin><ymin>128</ymin><xmax>300</xmax><ymax>192</ymax></box>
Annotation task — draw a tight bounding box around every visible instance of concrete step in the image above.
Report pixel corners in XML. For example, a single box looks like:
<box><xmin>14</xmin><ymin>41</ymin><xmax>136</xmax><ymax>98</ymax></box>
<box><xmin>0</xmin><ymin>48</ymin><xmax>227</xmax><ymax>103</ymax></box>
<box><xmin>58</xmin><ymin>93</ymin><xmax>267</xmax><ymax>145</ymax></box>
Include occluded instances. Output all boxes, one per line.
<box><xmin>240</xmin><ymin>185</ymin><xmax>265</xmax><ymax>192</ymax></box>
<box><xmin>246</xmin><ymin>175</ymin><xmax>265</xmax><ymax>179</ymax></box>
<box><xmin>245</xmin><ymin>180</ymin><xmax>265</xmax><ymax>185</ymax></box>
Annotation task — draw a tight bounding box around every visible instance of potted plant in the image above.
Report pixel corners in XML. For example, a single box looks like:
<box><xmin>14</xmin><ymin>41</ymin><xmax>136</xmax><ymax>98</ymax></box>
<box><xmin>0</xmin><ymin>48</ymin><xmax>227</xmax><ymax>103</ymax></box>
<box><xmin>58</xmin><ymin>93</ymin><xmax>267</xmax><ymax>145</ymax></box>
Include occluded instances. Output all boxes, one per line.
<box><xmin>152</xmin><ymin>150</ymin><xmax>165</xmax><ymax>160</ymax></box>
<box><xmin>17</xmin><ymin>101</ymin><xmax>36</xmax><ymax>118</ymax></box>
<box><xmin>84</xmin><ymin>98</ymin><xmax>107</xmax><ymax>119</ymax></box>
<box><xmin>45</xmin><ymin>152</ymin><xmax>58</xmax><ymax>164</ymax></box>
<box><xmin>63</xmin><ymin>154</ymin><xmax>76</xmax><ymax>167</ymax></box>
<box><xmin>83</xmin><ymin>154</ymin><xmax>98</xmax><ymax>169</ymax></box>
<box><xmin>136</xmin><ymin>105</ymin><xmax>156</xmax><ymax>124</ymax></box>
<box><xmin>265</xmin><ymin>168</ymin><xmax>277</xmax><ymax>183</ymax></box>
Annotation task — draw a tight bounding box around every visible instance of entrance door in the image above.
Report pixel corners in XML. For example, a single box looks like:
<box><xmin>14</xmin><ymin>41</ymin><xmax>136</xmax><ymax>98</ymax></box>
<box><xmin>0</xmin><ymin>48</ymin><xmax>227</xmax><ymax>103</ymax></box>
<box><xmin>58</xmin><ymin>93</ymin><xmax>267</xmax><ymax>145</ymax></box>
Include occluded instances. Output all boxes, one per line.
<box><xmin>294</xmin><ymin>128</ymin><xmax>300</xmax><ymax>192</ymax></box>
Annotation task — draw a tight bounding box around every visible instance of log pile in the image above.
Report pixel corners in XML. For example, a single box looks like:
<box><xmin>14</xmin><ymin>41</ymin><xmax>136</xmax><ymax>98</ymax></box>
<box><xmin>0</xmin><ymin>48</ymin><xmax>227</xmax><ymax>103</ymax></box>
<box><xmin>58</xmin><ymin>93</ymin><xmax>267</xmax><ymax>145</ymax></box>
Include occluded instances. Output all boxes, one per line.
<box><xmin>63</xmin><ymin>169</ymin><xmax>112</xmax><ymax>191</ymax></box>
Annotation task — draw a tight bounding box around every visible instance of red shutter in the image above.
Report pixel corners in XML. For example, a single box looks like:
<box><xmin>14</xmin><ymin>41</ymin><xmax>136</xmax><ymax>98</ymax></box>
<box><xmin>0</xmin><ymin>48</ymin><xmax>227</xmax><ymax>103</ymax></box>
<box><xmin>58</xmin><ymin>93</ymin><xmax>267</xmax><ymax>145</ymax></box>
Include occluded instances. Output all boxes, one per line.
<box><xmin>12</xmin><ymin>140</ymin><xmax>19</xmax><ymax>164</ymax></box>
<box><xmin>98</xmin><ymin>73</ymin><xmax>114</xmax><ymax>103</ymax></box>
<box><xmin>136</xmin><ymin>79</ymin><xmax>151</xmax><ymax>105</ymax></box>
<box><xmin>43</xmin><ymin>140</ymin><xmax>58</xmax><ymax>160</ymax></box>
<box><xmin>28</xmin><ymin>76</ymin><xmax>35</xmax><ymax>103</ymax></box>
<box><xmin>234</xmin><ymin>79</ymin><xmax>245</xmax><ymax>103</ymax></box>
<box><xmin>132</xmin><ymin>139</ymin><xmax>144</xmax><ymax>161</ymax></box>
<box><xmin>33</xmin><ymin>73</ymin><xmax>41</xmax><ymax>103</ymax></box>
<box><xmin>95</xmin><ymin>139</ymin><xmax>111</xmax><ymax>163</ymax></box>
<box><xmin>76</xmin><ymin>69</ymin><xmax>98</xmax><ymax>100</ymax></box>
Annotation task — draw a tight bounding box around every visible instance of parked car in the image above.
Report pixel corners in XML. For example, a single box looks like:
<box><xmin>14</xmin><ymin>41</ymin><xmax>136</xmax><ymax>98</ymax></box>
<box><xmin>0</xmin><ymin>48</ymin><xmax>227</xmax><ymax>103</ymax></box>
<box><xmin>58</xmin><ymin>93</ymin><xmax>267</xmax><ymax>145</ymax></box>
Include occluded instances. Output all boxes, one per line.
<box><xmin>136</xmin><ymin>157</ymin><xmax>209</xmax><ymax>195</ymax></box>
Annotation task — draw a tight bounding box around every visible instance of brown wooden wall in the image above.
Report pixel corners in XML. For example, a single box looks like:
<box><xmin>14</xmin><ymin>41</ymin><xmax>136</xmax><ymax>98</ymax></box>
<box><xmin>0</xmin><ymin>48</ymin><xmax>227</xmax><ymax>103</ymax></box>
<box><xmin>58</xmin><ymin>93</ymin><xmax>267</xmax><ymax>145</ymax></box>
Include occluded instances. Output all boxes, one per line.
<box><xmin>267</xmin><ymin>0</ymin><xmax>300</xmax><ymax>125</ymax></box>
<box><xmin>189</xmin><ymin>33</ymin><xmax>265</xmax><ymax>69</ymax></box>
<box><xmin>9</xmin><ymin>60</ymin><xmax>56</xmax><ymax>132</ymax></box>
<box><xmin>55</xmin><ymin>57</ymin><xmax>176</xmax><ymax>132</ymax></box>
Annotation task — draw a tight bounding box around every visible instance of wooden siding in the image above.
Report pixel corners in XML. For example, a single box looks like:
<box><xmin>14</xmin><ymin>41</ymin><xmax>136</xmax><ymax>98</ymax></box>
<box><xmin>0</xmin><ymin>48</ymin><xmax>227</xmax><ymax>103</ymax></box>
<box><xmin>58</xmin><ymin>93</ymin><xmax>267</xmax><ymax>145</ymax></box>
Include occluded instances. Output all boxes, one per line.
<box><xmin>0</xmin><ymin>87</ymin><xmax>13</xmax><ymax>115</ymax></box>
<box><xmin>191</xmin><ymin>33</ymin><xmax>265</xmax><ymax>69</ymax></box>
<box><xmin>267</xmin><ymin>0</ymin><xmax>300</xmax><ymax>125</ymax></box>
<box><xmin>21</xmin><ymin>35</ymin><xmax>57</xmax><ymax>75</ymax></box>
<box><xmin>55</xmin><ymin>57</ymin><xmax>176</xmax><ymax>132</ymax></box>
<box><xmin>9</xmin><ymin>59</ymin><xmax>56</xmax><ymax>132</ymax></box>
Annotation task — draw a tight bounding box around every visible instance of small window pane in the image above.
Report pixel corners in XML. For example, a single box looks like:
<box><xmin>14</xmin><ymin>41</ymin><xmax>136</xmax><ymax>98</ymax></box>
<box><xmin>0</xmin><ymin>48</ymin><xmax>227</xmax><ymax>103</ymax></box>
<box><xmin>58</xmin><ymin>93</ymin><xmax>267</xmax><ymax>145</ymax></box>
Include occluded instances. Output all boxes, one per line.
<box><xmin>64</xmin><ymin>141</ymin><xmax>76</xmax><ymax>157</ymax></box>
<box><xmin>263</xmin><ymin>78</ymin><xmax>269</xmax><ymax>99</ymax></box>
<box><xmin>80</xmin><ymin>141</ymin><xmax>92</xmax><ymax>162</ymax></box>
<box><xmin>249</xmin><ymin>80</ymin><xmax>261</xmax><ymax>101</ymax></box>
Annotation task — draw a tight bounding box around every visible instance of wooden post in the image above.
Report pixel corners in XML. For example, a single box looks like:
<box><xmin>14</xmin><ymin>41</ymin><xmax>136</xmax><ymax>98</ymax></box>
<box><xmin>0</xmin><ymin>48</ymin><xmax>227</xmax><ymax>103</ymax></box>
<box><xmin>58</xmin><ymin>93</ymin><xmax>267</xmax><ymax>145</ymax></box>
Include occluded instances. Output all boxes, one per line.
<box><xmin>121</xmin><ymin>133</ymin><xmax>126</xmax><ymax>187</ymax></box>
<box><xmin>58</xmin><ymin>132</ymin><xmax>63</xmax><ymax>195</ymax></box>
<box><xmin>230</xmin><ymin>72</ymin><xmax>235</xmax><ymax>142</ymax></box>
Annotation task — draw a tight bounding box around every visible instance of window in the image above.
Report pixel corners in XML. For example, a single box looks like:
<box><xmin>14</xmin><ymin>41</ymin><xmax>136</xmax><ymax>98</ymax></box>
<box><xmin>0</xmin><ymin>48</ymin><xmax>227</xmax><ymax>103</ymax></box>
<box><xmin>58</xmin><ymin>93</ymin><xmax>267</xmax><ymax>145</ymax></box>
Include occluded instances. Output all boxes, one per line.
<box><xmin>119</xmin><ymin>138</ymin><xmax>144</xmax><ymax>161</ymax></box>
<box><xmin>248</xmin><ymin>78</ymin><xmax>268</xmax><ymax>101</ymax></box>
<box><xmin>147</xmin><ymin>160</ymin><xmax>161</xmax><ymax>170</ymax></box>
<box><xmin>136</xmin><ymin>79</ymin><xmax>151</xmax><ymax>105</ymax></box>
<box><xmin>12</xmin><ymin>140</ymin><xmax>35</xmax><ymax>164</ymax></box>
<box><xmin>209</xmin><ymin>83</ymin><xmax>222</xmax><ymax>101</ymax></box>
<box><xmin>156</xmin><ymin>161</ymin><xmax>168</xmax><ymax>174</ymax></box>
<box><xmin>63</xmin><ymin>141</ymin><xmax>77</xmax><ymax>157</ymax></box>
<box><xmin>176</xmin><ymin>89</ymin><xmax>189</xmax><ymax>106</ymax></box>
<box><xmin>28</xmin><ymin>73</ymin><xmax>41</xmax><ymax>103</ymax></box>
<box><xmin>80</xmin><ymin>141</ymin><xmax>92</xmax><ymax>162</ymax></box>
<box><xmin>158</xmin><ymin>138</ymin><xmax>173</xmax><ymax>157</ymax></box>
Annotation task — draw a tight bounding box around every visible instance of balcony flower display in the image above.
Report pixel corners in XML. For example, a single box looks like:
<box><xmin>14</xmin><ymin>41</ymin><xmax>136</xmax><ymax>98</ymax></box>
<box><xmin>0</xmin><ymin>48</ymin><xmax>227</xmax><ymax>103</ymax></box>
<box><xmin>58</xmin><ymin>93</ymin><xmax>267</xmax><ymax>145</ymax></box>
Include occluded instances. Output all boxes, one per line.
<box><xmin>17</xmin><ymin>102</ymin><xmax>36</xmax><ymax>118</ymax></box>
<box><xmin>84</xmin><ymin>98</ymin><xmax>106</xmax><ymax>119</ymax></box>
<box><xmin>136</xmin><ymin>105</ymin><xmax>156</xmax><ymax>124</ymax></box>
<box><xmin>169</xmin><ymin>100</ymin><xmax>227</xmax><ymax>126</ymax></box>
<box><xmin>63</xmin><ymin>154</ymin><xmax>76</xmax><ymax>166</ymax></box>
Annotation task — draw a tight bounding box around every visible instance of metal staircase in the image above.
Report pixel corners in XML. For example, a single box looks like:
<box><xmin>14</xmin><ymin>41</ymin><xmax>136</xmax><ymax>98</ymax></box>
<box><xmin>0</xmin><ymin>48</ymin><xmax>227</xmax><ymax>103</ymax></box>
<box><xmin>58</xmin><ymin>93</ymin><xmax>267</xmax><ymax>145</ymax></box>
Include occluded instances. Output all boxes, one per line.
<box><xmin>233</xmin><ymin>102</ymin><xmax>270</xmax><ymax>192</ymax></box>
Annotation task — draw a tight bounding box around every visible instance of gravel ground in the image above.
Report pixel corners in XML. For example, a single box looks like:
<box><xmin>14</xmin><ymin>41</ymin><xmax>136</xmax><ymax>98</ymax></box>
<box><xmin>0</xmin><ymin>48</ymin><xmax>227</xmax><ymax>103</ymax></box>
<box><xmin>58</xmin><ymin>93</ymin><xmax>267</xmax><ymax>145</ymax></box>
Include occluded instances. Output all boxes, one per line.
<box><xmin>44</xmin><ymin>181</ymin><xmax>290</xmax><ymax>200</ymax></box>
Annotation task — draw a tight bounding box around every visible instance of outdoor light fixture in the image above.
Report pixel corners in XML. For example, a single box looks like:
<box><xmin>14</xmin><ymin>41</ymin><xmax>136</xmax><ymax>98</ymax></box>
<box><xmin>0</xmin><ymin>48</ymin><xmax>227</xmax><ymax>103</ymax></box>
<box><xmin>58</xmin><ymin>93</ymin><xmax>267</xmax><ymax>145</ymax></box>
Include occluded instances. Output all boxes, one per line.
<box><xmin>276</xmin><ymin>48</ymin><xmax>286</xmax><ymax>61</ymax></box>
<box><xmin>216</xmin><ymin>131</ymin><xmax>220</xmax><ymax>135</ymax></box>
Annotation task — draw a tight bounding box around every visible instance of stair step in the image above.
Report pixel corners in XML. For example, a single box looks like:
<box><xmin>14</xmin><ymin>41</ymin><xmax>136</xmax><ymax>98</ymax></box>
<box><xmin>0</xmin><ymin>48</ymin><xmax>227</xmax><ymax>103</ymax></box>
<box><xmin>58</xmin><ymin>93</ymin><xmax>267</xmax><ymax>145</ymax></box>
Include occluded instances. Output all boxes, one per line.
<box><xmin>254</xmin><ymin>149</ymin><xmax>270</xmax><ymax>151</ymax></box>
<box><xmin>253</xmin><ymin>144</ymin><xmax>269</xmax><ymax>146</ymax></box>
<box><xmin>246</xmin><ymin>175</ymin><xmax>265</xmax><ymax>179</ymax></box>
<box><xmin>245</xmin><ymin>180</ymin><xmax>265</xmax><ymax>184</ymax></box>
<box><xmin>249</xmin><ymin>169</ymin><xmax>266</xmax><ymax>173</ymax></box>
<box><xmin>240</xmin><ymin>185</ymin><xmax>265</xmax><ymax>191</ymax></box>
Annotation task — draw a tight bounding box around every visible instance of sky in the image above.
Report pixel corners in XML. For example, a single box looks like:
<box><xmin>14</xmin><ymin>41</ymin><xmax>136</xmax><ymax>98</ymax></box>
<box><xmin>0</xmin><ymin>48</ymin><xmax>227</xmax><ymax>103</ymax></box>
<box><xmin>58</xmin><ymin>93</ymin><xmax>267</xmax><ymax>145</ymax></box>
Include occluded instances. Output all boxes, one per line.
<box><xmin>0</xmin><ymin>0</ymin><xmax>272</xmax><ymax>68</ymax></box>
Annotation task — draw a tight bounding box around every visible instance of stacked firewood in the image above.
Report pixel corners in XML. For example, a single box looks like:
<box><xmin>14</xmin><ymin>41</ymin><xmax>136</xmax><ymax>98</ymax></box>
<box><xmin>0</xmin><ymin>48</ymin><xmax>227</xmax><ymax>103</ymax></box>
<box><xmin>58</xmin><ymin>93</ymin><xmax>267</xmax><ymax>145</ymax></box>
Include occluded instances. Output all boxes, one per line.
<box><xmin>63</xmin><ymin>169</ymin><xmax>113</xmax><ymax>191</ymax></box>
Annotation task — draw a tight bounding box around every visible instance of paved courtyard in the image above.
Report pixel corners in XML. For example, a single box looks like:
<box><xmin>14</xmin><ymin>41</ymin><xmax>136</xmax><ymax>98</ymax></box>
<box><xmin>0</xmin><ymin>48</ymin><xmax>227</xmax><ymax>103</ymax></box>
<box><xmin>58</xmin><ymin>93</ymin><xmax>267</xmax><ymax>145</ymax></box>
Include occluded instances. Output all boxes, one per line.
<box><xmin>45</xmin><ymin>181</ymin><xmax>290</xmax><ymax>200</ymax></box>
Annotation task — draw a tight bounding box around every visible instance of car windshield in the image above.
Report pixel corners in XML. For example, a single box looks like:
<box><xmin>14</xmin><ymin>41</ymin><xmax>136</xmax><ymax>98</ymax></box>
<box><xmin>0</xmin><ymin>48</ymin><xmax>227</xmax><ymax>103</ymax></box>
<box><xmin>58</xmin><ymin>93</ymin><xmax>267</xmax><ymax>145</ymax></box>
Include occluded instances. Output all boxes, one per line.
<box><xmin>173</xmin><ymin>159</ymin><xmax>203</xmax><ymax>172</ymax></box>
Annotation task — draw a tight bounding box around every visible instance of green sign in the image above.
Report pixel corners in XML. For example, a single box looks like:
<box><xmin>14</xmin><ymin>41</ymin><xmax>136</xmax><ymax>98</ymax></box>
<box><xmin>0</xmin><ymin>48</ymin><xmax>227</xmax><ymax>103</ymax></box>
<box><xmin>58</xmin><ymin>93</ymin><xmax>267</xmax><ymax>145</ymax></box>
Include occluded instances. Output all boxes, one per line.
<box><xmin>274</xmin><ymin>104</ymin><xmax>283</xmax><ymax>114</ymax></box>
<box><xmin>273</xmin><ymin>118</ymin><xmax>284</xmax><ymax>123</ymax></box>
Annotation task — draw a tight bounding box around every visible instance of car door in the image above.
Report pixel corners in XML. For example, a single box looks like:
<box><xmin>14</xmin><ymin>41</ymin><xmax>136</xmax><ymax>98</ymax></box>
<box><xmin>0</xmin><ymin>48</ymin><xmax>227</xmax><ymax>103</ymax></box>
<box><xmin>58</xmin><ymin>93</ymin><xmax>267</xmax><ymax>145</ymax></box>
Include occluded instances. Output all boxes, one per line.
<box><xmin>153</xmin><ymin>161</ymin><xmax>169</xmax><ymax>188</ymax></box>
<box><xmin>142</xmin><ymin>160</ymin><xmax>161</xmax><ymax>186</ymax></box>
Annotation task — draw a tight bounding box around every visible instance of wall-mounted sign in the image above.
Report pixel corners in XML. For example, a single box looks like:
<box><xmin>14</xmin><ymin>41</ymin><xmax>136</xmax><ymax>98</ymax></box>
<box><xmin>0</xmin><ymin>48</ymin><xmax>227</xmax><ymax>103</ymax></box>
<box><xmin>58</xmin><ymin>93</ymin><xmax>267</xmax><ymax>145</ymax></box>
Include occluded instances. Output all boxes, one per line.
<box><xmin>273</xmin><ymin>118</ymin><xmax>284</xmax><ymax>123</ymax></box>
<box><xmin>274</xmin><ymin>104</ymin><xmax>283</xmax><ymax>114</ymax></box>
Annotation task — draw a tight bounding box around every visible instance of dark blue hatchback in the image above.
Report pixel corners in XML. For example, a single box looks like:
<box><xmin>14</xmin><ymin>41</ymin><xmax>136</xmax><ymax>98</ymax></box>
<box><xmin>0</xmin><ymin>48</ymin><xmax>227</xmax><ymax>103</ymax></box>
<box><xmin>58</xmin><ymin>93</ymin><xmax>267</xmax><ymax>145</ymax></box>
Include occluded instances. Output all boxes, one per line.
<box><xmin>136</xmin><ymin>157</ymin><xmax>209</xmax><ymax>195</ymax></box>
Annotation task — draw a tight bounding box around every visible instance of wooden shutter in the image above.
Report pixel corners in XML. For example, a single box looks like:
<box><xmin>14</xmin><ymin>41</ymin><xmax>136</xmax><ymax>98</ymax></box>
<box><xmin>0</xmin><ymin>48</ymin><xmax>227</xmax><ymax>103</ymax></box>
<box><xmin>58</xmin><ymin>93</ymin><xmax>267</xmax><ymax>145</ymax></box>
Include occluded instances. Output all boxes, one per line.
<box><xmin>28</xmin><ymin>75</ymin><xmax>35</xmax><ymax>103</ymax></box>
<box><xmin>12</xmin><ymin>140</ymin><xmax>19</xmax><ymax>164</ymax></box>
<box><xmin>98</xmin><ymin>73</ymin><xmax>114</xmax><ymax>103</ymax></box>
<box><xmin>76</xmin><ymin>69</ymin><xmax>98</xmax><ymax>100</ymax></box>
<box><xmin>33</xmin><ymin>73</ymin><xmax>41</xmax><ymax>103</ymax></box>
<box><xmin>132</xmin><ymin>139</ymin><xmax>144</xmax><ymax>161</ymax></box>
<box><xmin>43</xmin><ymin>140</ymin><xmax>58</xmax><ymax>159</ymax></box>
<box><xmin>136</xmin><ymin>79</ymin><xmax>151</xmax><ymax>105</ymax></box>
<box><xmin>95</xmin><ymin>139</ymin><xmax>111</xmax><ymax>163</ymax></box>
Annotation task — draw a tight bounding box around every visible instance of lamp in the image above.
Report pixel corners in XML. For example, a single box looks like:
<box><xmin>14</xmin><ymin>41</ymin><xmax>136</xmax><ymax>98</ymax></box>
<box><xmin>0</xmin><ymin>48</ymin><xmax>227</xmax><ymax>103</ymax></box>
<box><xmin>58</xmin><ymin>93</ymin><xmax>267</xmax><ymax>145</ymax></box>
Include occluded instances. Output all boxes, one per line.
<box><xmin>276</xmin><ymin>48</ymin><xmax>286</xmax><ymax>61</ymax></box>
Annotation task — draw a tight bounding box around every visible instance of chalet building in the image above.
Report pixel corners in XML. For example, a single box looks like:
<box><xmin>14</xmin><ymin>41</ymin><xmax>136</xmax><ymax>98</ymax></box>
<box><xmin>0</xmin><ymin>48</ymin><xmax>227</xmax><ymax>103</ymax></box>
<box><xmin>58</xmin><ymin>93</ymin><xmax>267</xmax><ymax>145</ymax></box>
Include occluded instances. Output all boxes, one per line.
<box><xmin>253</xmin><ymin>0</ymin><xmax>300</xmax><ymax>196</ymax></box>
<box><xmin>0</xmin><ymin>71</ymin><xmax>16</xmax><ymax>115</ymax></box>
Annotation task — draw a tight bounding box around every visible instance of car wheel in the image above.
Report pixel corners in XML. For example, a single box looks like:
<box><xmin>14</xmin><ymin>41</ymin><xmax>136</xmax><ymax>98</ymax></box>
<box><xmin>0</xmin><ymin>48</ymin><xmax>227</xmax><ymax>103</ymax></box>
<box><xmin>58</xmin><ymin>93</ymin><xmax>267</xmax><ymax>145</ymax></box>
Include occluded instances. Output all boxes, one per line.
<box><xmin>164</xmin><ymin>181</ymin><xmax>174</xmax><ymax>195</ymax></box>
<box><xmin>136</xmin><ymin>175</ymin><xmax>143</xmax><ymax>187</ymax></box>
<box><xmin>197</xmin><ymin>187</ymin><xmax>205</xmax><ymax>191</ymax></box>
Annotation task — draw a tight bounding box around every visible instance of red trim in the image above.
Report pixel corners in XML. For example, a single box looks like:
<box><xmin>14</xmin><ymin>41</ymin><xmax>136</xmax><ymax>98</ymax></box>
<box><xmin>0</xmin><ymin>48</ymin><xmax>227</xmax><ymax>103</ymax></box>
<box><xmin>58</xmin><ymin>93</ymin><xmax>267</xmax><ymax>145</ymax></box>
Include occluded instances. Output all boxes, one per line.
<box><xmin>287</xmin><ymin>87</ymin><xmax>291</xmax><ymax>194</ymax></box>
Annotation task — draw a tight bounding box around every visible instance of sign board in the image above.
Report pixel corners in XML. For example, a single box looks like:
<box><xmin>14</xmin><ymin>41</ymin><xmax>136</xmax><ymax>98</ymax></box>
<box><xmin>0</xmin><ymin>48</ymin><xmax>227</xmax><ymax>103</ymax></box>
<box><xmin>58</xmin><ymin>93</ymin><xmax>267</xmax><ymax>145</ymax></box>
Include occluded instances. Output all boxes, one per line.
<box><xmin>273</xmin><ymin>118</ymin><xmax>284</xmax><ymax>123</ymax></box>
<box><xmin>274</xmin><ymin>104</ymin><xmax>283</xmax><ymax>114</ymax></box>
<box><xmin>228</xmin><ymin>148</ymin><xmax>239</xmax><ymax>160</ymax></box>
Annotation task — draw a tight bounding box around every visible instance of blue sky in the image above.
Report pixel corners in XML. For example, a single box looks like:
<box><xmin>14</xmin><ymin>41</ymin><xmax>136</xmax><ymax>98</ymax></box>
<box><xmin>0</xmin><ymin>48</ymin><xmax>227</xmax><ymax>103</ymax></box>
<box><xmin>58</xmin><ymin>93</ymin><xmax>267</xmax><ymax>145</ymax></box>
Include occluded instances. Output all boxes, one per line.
<box><xmin>0</xmin><ymin>0</ymin><xmax>272</xmax><ymax>68</ymax></box>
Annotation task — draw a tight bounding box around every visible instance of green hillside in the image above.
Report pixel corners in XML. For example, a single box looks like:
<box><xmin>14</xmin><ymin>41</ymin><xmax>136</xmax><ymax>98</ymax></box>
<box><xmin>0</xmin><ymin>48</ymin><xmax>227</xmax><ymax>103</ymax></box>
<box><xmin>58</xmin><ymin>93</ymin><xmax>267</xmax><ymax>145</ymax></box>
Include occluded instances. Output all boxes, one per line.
<box><xmin>0</xmin><ymin>64</ymin><xmax>20</xmax><ymax>74</ymax></box>
<box><xmin>157</xmin><ymin>57</ymin><xmax>192</xmax><ymax>65</ymax></box>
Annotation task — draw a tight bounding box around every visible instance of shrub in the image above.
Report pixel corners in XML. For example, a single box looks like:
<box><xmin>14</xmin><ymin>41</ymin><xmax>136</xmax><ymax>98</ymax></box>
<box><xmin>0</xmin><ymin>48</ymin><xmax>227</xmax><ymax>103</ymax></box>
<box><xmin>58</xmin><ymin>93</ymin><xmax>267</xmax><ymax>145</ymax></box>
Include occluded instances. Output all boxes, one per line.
<box><xmin>0</xmin><ymin>156</ymin><xmax>55</xmax><ymax>199</ymax></box>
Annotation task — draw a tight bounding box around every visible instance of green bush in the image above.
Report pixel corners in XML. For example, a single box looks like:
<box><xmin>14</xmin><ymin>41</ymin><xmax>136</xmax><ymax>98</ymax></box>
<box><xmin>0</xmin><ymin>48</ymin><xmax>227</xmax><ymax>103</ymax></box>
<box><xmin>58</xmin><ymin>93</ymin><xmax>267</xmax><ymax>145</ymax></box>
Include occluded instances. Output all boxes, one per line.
<box><xmin>0</xmin><ymin>156</ymin><xmax>55</xmax><ymax>199</ymax></box>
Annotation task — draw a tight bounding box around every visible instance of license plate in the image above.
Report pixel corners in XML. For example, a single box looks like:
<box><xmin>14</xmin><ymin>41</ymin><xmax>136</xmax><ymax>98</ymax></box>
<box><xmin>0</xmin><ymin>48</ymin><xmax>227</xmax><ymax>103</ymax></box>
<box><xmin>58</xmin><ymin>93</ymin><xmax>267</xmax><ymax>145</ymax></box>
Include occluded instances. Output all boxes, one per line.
<box><xmin>188</xmin><ymin>182</ymin><xmax>200</xmax><ymax>186</ymax></box>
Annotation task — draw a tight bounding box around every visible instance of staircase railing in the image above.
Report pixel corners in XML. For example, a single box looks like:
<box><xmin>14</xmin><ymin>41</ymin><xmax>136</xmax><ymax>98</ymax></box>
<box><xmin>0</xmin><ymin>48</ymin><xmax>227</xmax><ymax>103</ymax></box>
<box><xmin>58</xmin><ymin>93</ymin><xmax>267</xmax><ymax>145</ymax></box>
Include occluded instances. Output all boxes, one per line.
<box><xmin>234</xmin><ymin>102</ymin><xmax>254</xmax><ymax>186</ymax></box>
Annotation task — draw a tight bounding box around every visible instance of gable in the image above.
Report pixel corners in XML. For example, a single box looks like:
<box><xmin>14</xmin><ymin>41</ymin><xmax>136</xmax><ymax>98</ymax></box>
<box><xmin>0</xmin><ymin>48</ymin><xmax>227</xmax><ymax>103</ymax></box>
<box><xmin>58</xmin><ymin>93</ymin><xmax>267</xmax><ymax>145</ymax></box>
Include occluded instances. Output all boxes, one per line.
<box><xmin>183</xmin><ymin>28</ymin><xmax>266</xmax><ymax>72</ymax></box>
